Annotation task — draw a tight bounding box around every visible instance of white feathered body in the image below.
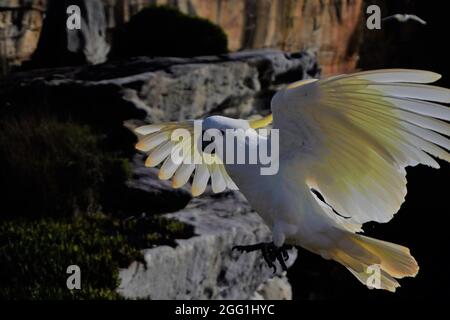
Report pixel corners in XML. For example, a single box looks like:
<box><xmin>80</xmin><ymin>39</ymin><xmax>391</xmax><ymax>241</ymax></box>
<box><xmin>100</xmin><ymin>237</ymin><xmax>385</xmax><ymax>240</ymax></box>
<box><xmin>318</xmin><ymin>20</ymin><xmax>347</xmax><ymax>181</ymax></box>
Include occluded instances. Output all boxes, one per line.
<box><xmin>135</xmin><ymin>69</ymin><xmax>450</xmax><ymax>291</ymax></box>
<box><xmin>224</xmin><ymin>91</ymin><xmax>351</xmax><ymax>259</ymax></box>
<box><xmin>226</xmin><ymin>157</ymin><xmax>341</xmax><ymax>254</ymax></box>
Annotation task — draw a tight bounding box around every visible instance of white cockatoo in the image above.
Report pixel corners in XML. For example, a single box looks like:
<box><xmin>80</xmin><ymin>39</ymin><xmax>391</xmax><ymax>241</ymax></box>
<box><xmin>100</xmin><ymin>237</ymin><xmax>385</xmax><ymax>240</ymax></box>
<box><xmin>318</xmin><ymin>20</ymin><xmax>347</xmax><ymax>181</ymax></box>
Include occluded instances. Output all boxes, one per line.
<box><xmin>382</xmin><ymin>14</ymin><xmax>427</xmax><ymax>25</ymax></box>
<box><xmin>134</xmin><ymin>69</ymin><xmax>450</xmax><ymax>292</ymax></box>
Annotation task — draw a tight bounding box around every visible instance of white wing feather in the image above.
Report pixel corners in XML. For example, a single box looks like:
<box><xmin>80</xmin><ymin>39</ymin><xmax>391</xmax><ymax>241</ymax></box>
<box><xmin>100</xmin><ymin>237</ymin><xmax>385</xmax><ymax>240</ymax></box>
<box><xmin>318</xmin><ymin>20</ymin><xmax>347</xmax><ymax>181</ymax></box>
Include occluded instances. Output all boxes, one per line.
<box><xmin>272</xmin><ymin>69</ymin><xmax>450</xmax><ymax>228</ymax></box>
<box><xmin>135</xmin><ymin>121</ymin><xmax>238</xmax><ymax>196</ymax></box>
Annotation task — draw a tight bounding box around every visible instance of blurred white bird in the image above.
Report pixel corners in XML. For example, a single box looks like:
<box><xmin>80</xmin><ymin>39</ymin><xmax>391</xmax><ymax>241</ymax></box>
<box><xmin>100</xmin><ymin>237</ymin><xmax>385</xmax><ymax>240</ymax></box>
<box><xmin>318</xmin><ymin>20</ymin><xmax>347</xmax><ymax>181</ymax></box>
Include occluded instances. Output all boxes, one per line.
<box><xmin>382</xmin><ymin>14</ymin><xmax>427</xmax><ymax>25</ymax></box>
<box><xmin>134</xmin><ymin>69</ymin><xmax>450</xmax><ymax>292</ymax></box>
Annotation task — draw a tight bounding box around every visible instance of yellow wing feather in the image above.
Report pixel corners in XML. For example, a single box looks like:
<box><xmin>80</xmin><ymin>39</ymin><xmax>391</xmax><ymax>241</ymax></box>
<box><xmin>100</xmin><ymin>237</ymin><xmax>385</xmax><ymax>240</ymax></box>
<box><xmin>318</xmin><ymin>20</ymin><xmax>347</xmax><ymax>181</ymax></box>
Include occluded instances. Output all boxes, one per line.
<box><xmin>134</xmin><ymin>120</ymin><xmax>237</xmax><ymax>197</ymax></box>
<box><xmin>273</xmin><ymin>69</ymin><xmax>450</xmax><ymax>227</ymax></box>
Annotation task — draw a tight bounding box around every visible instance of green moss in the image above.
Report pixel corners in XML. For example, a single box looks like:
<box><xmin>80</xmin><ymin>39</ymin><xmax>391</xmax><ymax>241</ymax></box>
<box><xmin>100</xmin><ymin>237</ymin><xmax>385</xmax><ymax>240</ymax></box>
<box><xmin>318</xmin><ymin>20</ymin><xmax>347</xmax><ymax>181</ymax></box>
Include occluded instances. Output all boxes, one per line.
<box><xmin>112</xmin><ymin>5</ymin><xmax>228</xmax><ymax>58</ymax></box>
<box><xmin>0</xmin><ymin>115</ymin><xmax>131</xmax><ymax>218</ymax></box>
<box><xmin>0</xmin><ymin>213</ymin><xmax>193</xmax><ymax>300</ymax></box>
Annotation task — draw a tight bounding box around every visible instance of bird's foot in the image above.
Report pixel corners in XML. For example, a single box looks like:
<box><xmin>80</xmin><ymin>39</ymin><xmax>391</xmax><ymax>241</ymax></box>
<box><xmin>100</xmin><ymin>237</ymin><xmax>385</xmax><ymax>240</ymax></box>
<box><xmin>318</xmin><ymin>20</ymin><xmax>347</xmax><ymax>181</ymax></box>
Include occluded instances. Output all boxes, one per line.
<box><xmin>232</xmin><ymin>242</ymin><xmax>292</xmax><ymax>273</ymax></box>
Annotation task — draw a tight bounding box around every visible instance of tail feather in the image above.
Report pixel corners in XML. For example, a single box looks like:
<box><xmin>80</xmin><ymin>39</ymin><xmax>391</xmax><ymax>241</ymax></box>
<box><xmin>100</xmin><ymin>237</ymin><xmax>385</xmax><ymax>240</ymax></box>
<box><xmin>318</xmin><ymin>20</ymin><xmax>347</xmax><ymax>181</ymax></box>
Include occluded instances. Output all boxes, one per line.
<box><xmin>347</xmin><ymin>266</ymin><xmax>401</xmax><ymax>292</ymax></box>
<box><xmin>354</xmin><ymin>234</ymin><xmax>419</xmax><ymax>279</ymax></box>
<box><xmin>330</xmin><ymin>233</ymin><xmax>419</xmax><ymax>292</ymax></box>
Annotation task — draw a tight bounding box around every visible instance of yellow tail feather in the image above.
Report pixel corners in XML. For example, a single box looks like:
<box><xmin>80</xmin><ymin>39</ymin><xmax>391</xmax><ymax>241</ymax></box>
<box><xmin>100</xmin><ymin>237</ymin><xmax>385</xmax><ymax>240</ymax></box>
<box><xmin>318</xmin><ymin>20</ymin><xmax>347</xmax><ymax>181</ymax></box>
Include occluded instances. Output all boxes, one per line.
<box><xmin>330</xmin><ymin>233</ymin><xmax>419</xmax><ymax>292</ymax></box>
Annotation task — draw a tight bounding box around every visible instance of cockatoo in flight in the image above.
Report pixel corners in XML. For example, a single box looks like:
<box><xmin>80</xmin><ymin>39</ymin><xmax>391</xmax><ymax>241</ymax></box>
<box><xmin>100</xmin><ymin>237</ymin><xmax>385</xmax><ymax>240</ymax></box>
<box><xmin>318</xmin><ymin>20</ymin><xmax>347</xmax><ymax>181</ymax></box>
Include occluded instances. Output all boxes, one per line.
<box><xmin>382</xmin><ymin>14</ymin><xmax>427</xmax><ymax>25</ymax></box>
<box><xmin>134</xmin><ymin>69</ymin><xmax>450</xmax><ymax>292</ymax></box>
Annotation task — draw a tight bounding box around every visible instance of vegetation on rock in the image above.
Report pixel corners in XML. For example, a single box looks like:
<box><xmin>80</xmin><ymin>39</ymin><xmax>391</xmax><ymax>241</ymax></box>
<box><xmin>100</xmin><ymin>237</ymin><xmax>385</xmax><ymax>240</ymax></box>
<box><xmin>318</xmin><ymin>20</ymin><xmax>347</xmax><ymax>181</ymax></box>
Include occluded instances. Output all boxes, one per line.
<box><xmin>0</xmin><ymin>212</ymin><xmax>192</xmax><ymax>299</ymax></box>
<box><xmin>0</xmin><ymin>114</ymin><xmax>130</xmax><ymax>218</ymax></box>
<box><xmin>112</xmin><ymin>6</ymin><xmax>228</xmax><ymax>58</ymax></box>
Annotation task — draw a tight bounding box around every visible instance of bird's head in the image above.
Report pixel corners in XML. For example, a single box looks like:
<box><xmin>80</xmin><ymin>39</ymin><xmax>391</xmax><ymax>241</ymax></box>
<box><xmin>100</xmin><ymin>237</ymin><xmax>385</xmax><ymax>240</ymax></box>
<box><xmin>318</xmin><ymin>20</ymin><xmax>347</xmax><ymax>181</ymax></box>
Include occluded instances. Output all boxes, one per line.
<box><xmin>201</xmin><ymin>116</ymin><xmax>250</xmax><ymax>154</ymax></box>
<box><xmin>203</xmin><ymin>115</ymin><xmax>250</xmax><ymax>132</ymax></box>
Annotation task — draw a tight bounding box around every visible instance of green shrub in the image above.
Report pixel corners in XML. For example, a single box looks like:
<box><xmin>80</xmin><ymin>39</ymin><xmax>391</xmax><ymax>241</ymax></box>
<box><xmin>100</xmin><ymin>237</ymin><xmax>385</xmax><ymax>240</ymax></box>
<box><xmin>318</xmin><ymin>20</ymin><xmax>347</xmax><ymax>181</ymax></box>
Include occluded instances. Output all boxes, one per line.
<box><xmin>0</xmin><ymin>213</ymin><xmax>192</xmax><ymax>300</ymax></box>
<box><xmin>0</xmin><ymin>115</ymin><xmax>131</xmax><ymax>218</ymax></box>
<box><xmin>112</xmin><ymin>6</ymin><xmax>228</xmax><ymax>58</ymax></box>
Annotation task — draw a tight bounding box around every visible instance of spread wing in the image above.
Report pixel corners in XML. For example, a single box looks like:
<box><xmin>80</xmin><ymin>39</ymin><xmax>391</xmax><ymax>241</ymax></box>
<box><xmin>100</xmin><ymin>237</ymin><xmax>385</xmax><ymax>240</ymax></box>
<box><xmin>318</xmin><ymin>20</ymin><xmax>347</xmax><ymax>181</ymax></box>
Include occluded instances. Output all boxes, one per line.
<box><xmin>135</xmin><ymin>121</ymin><xmax>237</xmax><ymax>196</ymax></box>
<box><xmin>134</xmin><ymin>117</ymin><xmax>271</xmax><ymax>196</ymax></box>
<box><xmin>272</xmin><ymin>69</ymin><xmax>450</xmax><ymax>229</ymax></box>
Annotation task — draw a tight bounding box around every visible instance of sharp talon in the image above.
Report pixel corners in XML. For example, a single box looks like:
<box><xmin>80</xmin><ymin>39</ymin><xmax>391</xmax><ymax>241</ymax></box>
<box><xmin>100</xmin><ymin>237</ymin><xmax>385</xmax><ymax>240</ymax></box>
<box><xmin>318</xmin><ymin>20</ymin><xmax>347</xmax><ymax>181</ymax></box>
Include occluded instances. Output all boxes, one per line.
<box><xmin>282</xmin><ymin>249</ymin><xmax>290</xmax><ymax>261</ymax></box>
<box><xmin>278</xmin><ymin>254</ymin><xmax>288</xmax><ymax>271</ymax></box>
<box><xmin>261</xmin><ymin>247</ymin><xmax>271</xmax><ymax>266</ymax></box>
<box><xmin>275</xmin><ymin>249</ymin><xmax>288</xmax><ymax>271</ymax></box>
<box><xmin>232</xmin><ymin>242</ymin><xmax>291</xmax><ymax>273</ymax></box>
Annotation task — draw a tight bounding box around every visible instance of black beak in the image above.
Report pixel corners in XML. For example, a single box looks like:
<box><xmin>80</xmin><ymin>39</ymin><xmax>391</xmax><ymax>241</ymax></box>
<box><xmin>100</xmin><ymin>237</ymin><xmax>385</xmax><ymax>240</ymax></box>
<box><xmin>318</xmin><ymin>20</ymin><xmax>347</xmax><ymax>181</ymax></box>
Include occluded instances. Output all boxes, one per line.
<box><xmin>201</xmin><ymin>139</ymin><xmax>213</xmax><ymax>153</ymax></box>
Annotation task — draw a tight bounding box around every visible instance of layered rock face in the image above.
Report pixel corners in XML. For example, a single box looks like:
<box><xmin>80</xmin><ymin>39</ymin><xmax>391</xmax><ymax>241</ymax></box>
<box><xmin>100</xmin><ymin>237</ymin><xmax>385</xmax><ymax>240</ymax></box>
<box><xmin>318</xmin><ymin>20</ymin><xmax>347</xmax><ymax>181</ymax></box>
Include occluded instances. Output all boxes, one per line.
<box><xmin>0</xmin><ymin>0</ymin><xmax>46</xmax><ymax>74</ymax></box>
<box><xmin>161</xmin><ymin>0</ymin><xmax>363</xmax><ymax>74</ymax></box>
<box><xmin>105</xmin><ymin>0</ymin><xmax>363</xmax><ymax>74</ymax></box>
<box><xmin>0</xmin><ymin>0</ymin><xmax>362</xmax><ymax>75</ymax></box>
<box><xmin>2</xmin><ymin>49</ymin><xmax>318</xmax><ymax>120</ymax></box>
<box><xmin>118</xmin><ymin>192</ymin><xmax>296</xmax><ymax>300</ymax></box>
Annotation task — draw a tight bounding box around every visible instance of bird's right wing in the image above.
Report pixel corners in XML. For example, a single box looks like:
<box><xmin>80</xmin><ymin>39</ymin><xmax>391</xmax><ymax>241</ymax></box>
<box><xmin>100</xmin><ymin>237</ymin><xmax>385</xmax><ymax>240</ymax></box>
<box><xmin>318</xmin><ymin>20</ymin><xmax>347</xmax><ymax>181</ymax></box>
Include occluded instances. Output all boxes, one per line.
<box><xmin>272</xmin><ymin>69</ymin><xmax>450</xmax><ymax>230</ymax></box>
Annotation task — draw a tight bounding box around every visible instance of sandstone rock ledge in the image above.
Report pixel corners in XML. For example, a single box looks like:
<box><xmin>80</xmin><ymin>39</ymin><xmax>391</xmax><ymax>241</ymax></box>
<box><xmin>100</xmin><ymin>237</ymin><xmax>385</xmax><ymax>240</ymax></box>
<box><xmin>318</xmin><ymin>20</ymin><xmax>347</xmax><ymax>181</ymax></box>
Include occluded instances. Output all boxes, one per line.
<box><xmin>118</xmin><ymin>192</ymin><xmax>297</xmax><ymax>300</ymax></box>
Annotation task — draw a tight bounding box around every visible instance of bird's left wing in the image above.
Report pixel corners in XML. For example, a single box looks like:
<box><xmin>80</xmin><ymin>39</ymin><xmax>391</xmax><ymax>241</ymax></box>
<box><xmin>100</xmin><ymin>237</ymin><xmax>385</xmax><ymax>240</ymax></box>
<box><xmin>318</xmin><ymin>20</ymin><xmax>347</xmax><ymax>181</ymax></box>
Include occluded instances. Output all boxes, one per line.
<box><xmin>134</xmin><ymin>120</ymin><xmax>238</xmax><ymax>196</ymax></box>
<box><xmin>272</xmin><ymin>69</ymin><xmax>450</xmax><ymax>229</ymax></box>
<box><xmin>134</xmin><ymin>117</ymin><xmax>271</xmax><ymax>196</ymax></box>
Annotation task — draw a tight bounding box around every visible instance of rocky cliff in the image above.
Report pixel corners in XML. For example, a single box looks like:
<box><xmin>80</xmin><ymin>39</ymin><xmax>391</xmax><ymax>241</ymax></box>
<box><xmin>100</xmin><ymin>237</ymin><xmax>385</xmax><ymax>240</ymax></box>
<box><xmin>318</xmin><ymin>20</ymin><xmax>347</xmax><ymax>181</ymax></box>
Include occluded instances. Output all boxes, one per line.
<box><xmin>118</xmin><ymin>191</ymin><xmax>296</xmax><ymax>300</ymax></box>
<box><xmin>0</xmin><ymin>0</ymin><xmax>363</xmax><ymax>75</ymax></box>
<box><xmin>0</xmin><ymin>0</ymin><xmax>46</xmax><ymax>74</ymax></box>
<box><xmin>0</xmin><ymin>49</ymin><xmax>318</xmax><ymax>299</ymax></box>
<box><xmin>174</xmin><ymin>0</ymin><xmax>363</xmax><ymax>74</ymax></box>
